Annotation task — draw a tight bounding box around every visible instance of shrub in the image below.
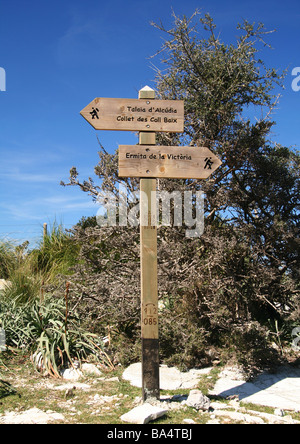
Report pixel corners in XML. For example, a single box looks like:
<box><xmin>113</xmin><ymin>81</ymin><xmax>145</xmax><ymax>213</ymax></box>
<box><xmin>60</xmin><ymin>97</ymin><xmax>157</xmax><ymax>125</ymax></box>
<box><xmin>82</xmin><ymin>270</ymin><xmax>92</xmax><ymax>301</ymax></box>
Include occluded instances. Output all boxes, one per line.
<box><xmin>0</xmin><ymin>241</ymin><xmax>17</xmax><ymax>279</ymax></box>
<box><xmin>29</xmin><ymin>223</ymin><xmax>80</xmax><ymax>277</ymax></box>
<box><xmin>0</xmin><ymin>289</ymin><xmax>113</xmax><ymax>377</ymax></box>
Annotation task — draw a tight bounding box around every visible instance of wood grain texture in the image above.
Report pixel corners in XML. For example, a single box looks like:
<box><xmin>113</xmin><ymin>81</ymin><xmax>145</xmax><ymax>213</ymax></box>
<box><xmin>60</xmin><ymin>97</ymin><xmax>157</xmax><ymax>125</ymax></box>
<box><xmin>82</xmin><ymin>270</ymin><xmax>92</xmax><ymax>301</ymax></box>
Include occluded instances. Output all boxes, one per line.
<box><xmin>80</xmin><ymin>97</ymin><xmax>184</xmax><ymax>132</ymax></box>
<box><xmin>140</xmin><ymin>178</ymin><xmax>158</xmax><ymax>341</ymax></box>
<box><xmin>119</xmin><ymin>145</ymin><xmax>222</xmax><ymax>179</ymax></box>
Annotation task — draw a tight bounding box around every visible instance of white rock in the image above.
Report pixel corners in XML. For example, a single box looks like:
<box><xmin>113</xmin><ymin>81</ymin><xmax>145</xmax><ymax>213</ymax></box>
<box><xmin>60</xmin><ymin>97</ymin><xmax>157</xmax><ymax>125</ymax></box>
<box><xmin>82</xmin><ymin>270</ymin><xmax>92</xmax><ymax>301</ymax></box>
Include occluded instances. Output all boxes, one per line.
<box><xmin>210</xmin><ymin>401</ymin><xmax>230</xmax><ymax>410</ymax></box>
<box><xmin>210</xmin><ymin>365</ymin><xmax>300</xmax><ymax>411</ymax></box>
<box><xmin>207</xmin><ymin>419</ymin><xmax>221</xmax><ymax>424</ymax></box>
<box><xmin>284</xmin><ymin>415</ymin><xmax>297</xmax><ymax>424</ymax></box>
<box><xmin>213</xmin><ymin>409</ymin><xmax>265</xmax><ymax>424</ymax></box>
<box><xmin>81</xmin><ymin>363</ymin><xmax>102</xmax><ymax>376</ymax></box>
<box><xmin>46</xmin><ymin>411</ymin><xmax>65</xmax><ymax>422</ymax></box>
<box><xmin>123</xmin><ymin>362</ymin><xmax>212</xmax><ymax>390</ymax></box>
<box><xmin>120</xmin><ymin>403</ymin><xmax>168</xmax><ymax>424</ymax></box>
<box><xmin>60</xmin><ymin>368</ymin><xmax>83</xmax><ymax>381</ymax></box>
<box><xmin>183</xmin><ymin>418</ymin><xmax>196</xmax><ymax>424</ymax></box>
<box><xmin>186</xmin><ymin>390</ymin><xmax>211</xmax><ymax>411</ymax></box>
<box><xmin>0</xmin><ymin>408</ymin><xmax>64</xmax><ymax>424</ymax></box>
<box><xmin>218</xmin><ymin>366</ymin><xmax>245</xmax><ymax>381</ymax></box>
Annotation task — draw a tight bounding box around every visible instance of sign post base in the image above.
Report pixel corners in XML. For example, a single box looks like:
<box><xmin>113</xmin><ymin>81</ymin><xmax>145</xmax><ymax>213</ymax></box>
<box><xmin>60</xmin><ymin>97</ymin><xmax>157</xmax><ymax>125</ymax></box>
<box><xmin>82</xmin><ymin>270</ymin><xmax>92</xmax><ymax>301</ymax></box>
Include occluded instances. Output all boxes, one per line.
<box><xmin>141</xmin><ymin>338</ymin><xmax>160</xmax><ymax>401</ymax></box>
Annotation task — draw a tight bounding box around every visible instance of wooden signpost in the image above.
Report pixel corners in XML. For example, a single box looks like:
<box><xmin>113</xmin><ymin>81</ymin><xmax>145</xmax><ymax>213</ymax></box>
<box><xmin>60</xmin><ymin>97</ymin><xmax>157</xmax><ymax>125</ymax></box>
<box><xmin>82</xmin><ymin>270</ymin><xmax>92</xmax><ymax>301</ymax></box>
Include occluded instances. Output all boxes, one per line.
<box><xmin>80</xmin><ymin>96</ymin><xmax>184</xmax><ymax>132</ymax></box>
<box><xmin>80</xmin><ymin>86</ymin><xmax>222</xmax><ymax>402</ymax></box>
<box><xmin>118</xmin><ymin>145</ymin><xmax>222</xmax><ymax>179</ymax></box>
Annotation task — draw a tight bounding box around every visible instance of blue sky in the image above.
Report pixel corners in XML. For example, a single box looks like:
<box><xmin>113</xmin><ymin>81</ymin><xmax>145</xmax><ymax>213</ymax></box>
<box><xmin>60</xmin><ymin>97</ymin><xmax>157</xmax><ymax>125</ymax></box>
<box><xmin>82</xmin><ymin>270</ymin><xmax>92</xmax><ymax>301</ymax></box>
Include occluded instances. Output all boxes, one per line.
<box><xmin>0</xmin><ymin>0</ymin><xmax>300</xmax><ymax>247</ymax></box>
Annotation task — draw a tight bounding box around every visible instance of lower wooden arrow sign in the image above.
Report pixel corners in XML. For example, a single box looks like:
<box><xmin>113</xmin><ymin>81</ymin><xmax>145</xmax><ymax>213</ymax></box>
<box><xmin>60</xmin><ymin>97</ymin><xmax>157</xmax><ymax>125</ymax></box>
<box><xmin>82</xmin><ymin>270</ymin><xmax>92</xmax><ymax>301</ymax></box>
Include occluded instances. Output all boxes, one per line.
<box><xmin>118</xmin><ymin>145</ymin><xmax>222</xmax><ymax>179</ymax></box>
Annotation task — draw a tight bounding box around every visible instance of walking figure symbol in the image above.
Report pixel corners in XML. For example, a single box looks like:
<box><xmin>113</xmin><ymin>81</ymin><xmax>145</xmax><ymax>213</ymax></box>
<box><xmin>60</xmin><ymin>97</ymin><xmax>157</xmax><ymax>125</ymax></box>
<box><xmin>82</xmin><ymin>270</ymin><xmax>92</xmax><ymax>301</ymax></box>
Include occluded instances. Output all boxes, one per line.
<box><xmin>90</xmin><ymin>107</ymin><xmax>100</xmax><ymax>119</ymax></box>
<box><xmin>204</xmin><ymin>157</ymin><xmax>214</xmax><ymax>170</ymax></box>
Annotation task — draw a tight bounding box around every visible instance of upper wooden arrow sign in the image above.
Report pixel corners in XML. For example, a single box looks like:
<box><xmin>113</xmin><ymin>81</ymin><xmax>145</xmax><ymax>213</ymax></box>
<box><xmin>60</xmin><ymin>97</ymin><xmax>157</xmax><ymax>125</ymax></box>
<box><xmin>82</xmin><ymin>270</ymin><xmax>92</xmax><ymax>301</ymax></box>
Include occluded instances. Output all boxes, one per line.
<box><xmin>118</xmin><ymin>145</ymin><xmax>222</xmax><ymax>179</ymax></box>
<box><xmin>80</xmin><ymin>98</ymin><xmax>184</xmax><ymax>132</ymax></box>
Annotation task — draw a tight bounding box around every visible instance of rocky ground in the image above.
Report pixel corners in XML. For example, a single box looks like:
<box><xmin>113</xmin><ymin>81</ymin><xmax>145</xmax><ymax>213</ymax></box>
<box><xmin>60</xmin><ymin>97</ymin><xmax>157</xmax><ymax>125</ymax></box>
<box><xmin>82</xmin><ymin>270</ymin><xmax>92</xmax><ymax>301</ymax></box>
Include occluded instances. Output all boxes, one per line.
<box><xmin>121</xmin><ymin>362</ymin><xmax>300</xmax><ymax>424</ymax></box>
<box><xmin>1</xmin><ymin>354</ymin><xmax>300</xmax><ymax>424</ymax></box>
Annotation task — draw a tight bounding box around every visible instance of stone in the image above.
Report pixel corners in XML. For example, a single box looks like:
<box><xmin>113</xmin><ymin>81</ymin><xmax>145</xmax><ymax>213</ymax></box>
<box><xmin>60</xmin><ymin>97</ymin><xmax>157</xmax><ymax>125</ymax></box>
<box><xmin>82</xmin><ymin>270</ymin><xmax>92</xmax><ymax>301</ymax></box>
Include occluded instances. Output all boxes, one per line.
<box><xmin>120</xmin><ymin>403</ymin><xmax>168</xmax><ymax>424</ymax></box>
<box><xmin>0</xmin><ymin>408</ymin><xmax>64</xmax><ymax>424</ymax></box>
<box><xmin>284</xmin><ymin>415</ymin><xmax>297</xmax><ymax>425</ymax></box>
<box><xmin>244</xmin><ymin>409</ymin><xmax>298</xmax><ymax>424</ymax></box>
<box><xmin>213</xmin><ymin>410</ymin><xmax>265</xmax><ymax>424</ymax></box>
<box><xmin>186</xmin><ymin>390</ymin><xmax>211</xmax><ymax>411</ymax></box>
<box><xmin>207</xmin><ymin>419</ymin><xmax>221</xmax><ymax>424</ymax></box>
<box><xmin>218</xmin><ymin>366</ymin><xmax>245</xmax><ymax>381</ymax></box>
<box><xmin>123</xmin><ymin>362</ymin><xmax>212</xmax><ymax>390</ymax></box>
<box><xmin>183</xmin><ymin>418</ymin><xmax>196</xmax><ymax>424</ymax></box>
<box><xmin>60</xmin><ymin>368</ymin><xmax>83</xmax><ymax>381</ymax></box>
<box><xmin>210</xmin><ymin>365</ymin><xmax>300</xmax><ymax>411</ymax></box>
<box><xmin>81</xmin><ymin>363</ymin><xmax>102</xmax><ymax>376</ymax></box>
<box><xmin>210</xmin><ymin>401</ymin><xmax>230</xmax><ymax>411</ymax></box>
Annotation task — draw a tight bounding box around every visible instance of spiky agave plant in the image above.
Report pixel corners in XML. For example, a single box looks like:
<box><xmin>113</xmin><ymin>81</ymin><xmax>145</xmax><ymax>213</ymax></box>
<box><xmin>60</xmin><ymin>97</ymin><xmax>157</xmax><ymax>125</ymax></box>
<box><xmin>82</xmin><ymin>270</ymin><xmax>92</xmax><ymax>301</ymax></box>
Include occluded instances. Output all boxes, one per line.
<box><xmin>28</xmin><ymin>292</ymin><xmax>114</xmax><ymax>377</ymax></box>
<box><xmin>0</xmin><ymin>287</ymin><xmax>114</xmax><ymax>377</ymax></box>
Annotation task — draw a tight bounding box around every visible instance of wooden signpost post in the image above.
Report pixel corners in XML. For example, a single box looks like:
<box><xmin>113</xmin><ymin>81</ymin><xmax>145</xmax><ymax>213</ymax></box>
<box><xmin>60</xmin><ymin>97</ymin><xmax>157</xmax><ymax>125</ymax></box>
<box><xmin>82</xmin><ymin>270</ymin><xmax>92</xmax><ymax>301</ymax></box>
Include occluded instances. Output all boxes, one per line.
<box><xmin>80</xmin><ymin>86</ymin><xmax>222</xmax><ymax>402</ymax></box>
<box><xmin>138</xmin><ymin>87</ymin><xmax>160</xmax><ymax>401</ymax></box>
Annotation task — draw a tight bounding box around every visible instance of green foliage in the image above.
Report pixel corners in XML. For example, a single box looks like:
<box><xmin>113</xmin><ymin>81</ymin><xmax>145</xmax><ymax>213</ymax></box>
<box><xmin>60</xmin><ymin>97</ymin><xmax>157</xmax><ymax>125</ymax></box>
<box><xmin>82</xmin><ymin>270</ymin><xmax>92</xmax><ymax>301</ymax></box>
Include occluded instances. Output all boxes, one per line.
<box><xmin>0</xmin><ymin>378</ymin><xmax>17</xmax><ymax>400</ymax></box>
<box><xmin>221</xmin><ymin>322</ymin><xmax>280</xmax><ymax>378</ymax></box>
<box><xmin>30</xmin><ymin>223</ymin><xmax>80</xmax><ymax>277</ymax></box>
<box><xmin>0</xmin><ymin>297</ymin><xmax>32</xmax><ymax>348</ymax></box>
<box><xmin>0</xmin><ymin>223</ymin><xmax>80</xmax><ymax>305</ymax></box>
<box><xmin>0</xmin><ymin>224</ymin><xmax>113</xmax><ymax>378</ymax></box>
<box><xmin>0</xmin><ymin>293</ymin><xmax>113</xmax><ymax>377</ymax></box>
<box><xmin>30</xmin><ymin>298</ymin><xmax>113</xmax><ymax>377</ymax></box>
<box><xmin>75</xmin><ymin>216</ymin><xmax>98</xmax><ymax>230</ymax></box>
<box><xmin>0</xmin><ymin>242</ymin><xmax>18</xmax><ymax>279</ymax></box>
<box><xmin>3</xmin><ymin>269</ymin><xmax>44</xmax><ymax>305</ymax></box>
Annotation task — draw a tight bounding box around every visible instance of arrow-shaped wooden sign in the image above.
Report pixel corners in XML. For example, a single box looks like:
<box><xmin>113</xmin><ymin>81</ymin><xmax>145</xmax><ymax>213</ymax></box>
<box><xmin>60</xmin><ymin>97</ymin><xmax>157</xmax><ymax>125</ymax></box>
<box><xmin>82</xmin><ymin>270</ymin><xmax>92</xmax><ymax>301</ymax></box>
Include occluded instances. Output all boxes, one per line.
<box><xmin>118</xmin><ymin>145</ymin><xmax>222</xmax><ymax>179</ymax></box>
<box><xmin>80</xmin><ymin>97</ymin><xmax>184</xmax><ymax>132</ymax></box>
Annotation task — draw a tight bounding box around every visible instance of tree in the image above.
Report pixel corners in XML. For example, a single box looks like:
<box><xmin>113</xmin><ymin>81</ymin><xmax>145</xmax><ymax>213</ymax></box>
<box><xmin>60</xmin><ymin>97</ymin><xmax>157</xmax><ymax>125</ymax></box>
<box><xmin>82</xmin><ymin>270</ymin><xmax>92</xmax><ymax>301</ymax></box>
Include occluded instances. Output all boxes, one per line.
<box><xmin>61</xmin><ymin>10</ymin><xmax>300</xmax><ymax>372</ymax></box>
